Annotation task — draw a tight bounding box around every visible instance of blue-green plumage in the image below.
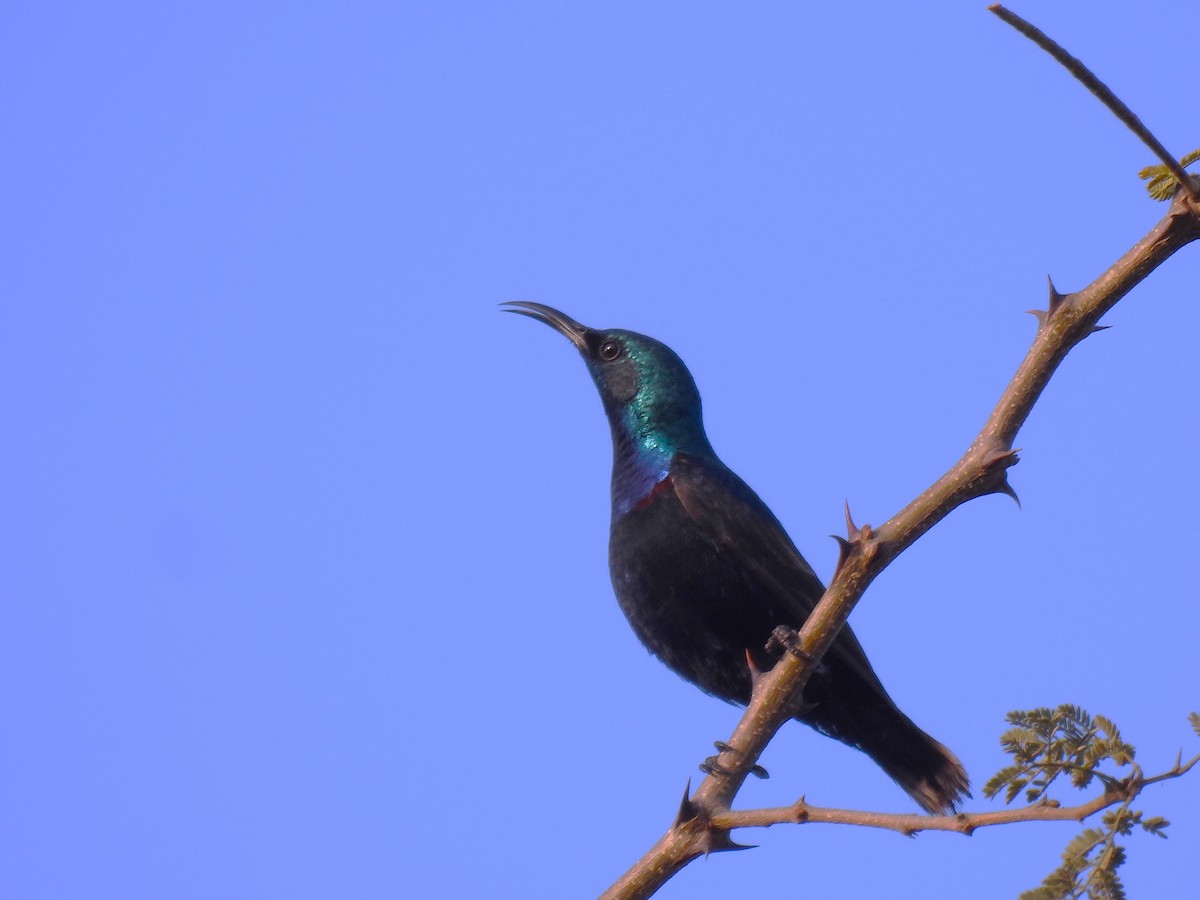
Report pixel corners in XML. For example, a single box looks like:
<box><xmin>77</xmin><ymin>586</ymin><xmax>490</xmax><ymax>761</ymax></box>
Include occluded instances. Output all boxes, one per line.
<box><xmin>504</xmin><ymin>301</ymin><xmax>968</xmax><ymax>814</ymax></box>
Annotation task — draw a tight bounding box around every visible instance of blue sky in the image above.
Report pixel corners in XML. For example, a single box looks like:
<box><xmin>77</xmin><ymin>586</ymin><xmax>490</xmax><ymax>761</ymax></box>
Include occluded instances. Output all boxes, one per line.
<box><xmin>4</xmin><ymin>2</ymin><xmax>1197</xmax><ymax>897</ymax></box>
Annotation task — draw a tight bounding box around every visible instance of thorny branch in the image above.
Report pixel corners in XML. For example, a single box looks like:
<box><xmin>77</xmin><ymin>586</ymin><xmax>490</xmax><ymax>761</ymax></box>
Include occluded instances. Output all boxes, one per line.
<box><xmin>711</xmin><ymin>753</ymin><xmax>1199</xmax><ymax>836</ymax></box>
<box><xmin>601</xmin><ymin>10</ymin><xmax>1200</xmax><ymax>900</ymax></box>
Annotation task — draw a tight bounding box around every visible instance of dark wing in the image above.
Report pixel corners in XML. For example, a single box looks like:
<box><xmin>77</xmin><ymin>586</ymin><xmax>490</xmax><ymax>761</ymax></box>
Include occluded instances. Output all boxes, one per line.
<box><xmin>668</xmin><ymin>452</ymin><xmax>885</xmax><ymax>690</ymax></box>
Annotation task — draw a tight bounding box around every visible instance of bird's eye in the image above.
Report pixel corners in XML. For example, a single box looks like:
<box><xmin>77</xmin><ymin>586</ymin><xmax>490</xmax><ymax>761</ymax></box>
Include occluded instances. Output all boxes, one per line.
<box><xmin>599</xmin><ymin>339</ymin><xmax>622</xmax><ymax>361</ymax></box>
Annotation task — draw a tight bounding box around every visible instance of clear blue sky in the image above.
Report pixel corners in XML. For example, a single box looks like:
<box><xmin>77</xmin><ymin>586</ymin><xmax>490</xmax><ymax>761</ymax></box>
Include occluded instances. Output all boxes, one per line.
<box><xmin>4</xmin><ymin>2</ymin><xmax>1197</xmax><ymax>897</ymax></box>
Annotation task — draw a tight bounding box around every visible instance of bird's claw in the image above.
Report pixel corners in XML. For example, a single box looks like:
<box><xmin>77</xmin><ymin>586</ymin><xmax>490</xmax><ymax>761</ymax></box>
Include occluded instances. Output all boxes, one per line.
<box><xmin>766</xmin><ymin>626</ymin><xmax>827</xmax><ymax>674</ymax></box>
<box><xmin>705</xmin><ymin>742</ymin><xmax>769</xmax><ymax>779</ymax></box>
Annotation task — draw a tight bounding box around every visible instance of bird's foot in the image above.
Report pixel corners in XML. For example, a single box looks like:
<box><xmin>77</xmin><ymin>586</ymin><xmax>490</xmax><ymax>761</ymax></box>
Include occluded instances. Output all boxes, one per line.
<box><xmin>701</xmin><ymin>742</ymin><xmax>769</xmax><ymax>780</ymax></box>
<box><xmin>766</xmin><ymin>626</ymin><xmax>827</xmax><ymax>674</ymax></box>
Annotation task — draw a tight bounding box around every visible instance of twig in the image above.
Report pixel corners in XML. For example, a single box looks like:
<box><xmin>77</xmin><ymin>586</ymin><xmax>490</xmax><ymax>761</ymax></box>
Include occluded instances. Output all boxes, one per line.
<box><xmin>711</xmin><ymin>754</ymin><xmax>1199</xmax><ymax>836</ymax></box>
<box><xmin>989</xmin><ymin>4</ymin><xmax>1199</xmax><ymax>202</ymax></box>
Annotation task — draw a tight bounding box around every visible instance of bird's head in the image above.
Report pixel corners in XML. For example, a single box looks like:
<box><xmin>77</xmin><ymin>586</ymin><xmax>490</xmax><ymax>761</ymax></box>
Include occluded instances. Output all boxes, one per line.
<box><xmin>503</xmin><ymin>302</ymin><xmax>712</xmax><ymax>462</ymax></box>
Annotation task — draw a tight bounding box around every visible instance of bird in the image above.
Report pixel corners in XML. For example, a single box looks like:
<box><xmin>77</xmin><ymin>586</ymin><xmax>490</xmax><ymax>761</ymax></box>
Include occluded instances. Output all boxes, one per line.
<box><xmin>502</xmin><ymin>301</ymin><xmax>968</xmax><ymax>814</ymax></box>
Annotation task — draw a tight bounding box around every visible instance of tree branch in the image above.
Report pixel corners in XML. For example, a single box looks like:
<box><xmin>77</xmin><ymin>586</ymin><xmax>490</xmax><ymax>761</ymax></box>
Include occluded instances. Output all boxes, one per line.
<box><xmin>710</xmin><ymin>754</ymin><xmax>1199</xmax><ymax>837</ymax></box>
<box><xmin>600</xmin><ymin>17</ymin><xmax>1200</xmax><ymax>900</ymax></box>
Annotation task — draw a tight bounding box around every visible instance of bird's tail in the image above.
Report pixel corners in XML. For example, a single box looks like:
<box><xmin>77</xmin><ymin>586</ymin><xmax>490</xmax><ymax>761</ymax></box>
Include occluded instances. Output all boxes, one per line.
<box><xmin>802</xmin><ymin>675</ymin><xmax>969</xmax><ymax>815</ymax></box>
<box><xmin>872</xmin><ymin>721</ymin><xmax>969</xmax><ymax>816</ymax></box>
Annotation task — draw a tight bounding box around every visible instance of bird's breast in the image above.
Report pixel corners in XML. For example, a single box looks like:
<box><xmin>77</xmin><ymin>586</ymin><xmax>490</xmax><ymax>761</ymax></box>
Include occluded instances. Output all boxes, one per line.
<box><xmin>631</xmin><ymin>474</ymin><xmax>676</xmax><ymax>511</ymax></box>
<box><xmin>607</xmin><ymin>479</ymin><xmax>776</xmax><ymax>704</ymax></box>
<box><xmin>610</xmin><ymin>447</ymin><xmax>671</xmax><ymax>518</ymax></box>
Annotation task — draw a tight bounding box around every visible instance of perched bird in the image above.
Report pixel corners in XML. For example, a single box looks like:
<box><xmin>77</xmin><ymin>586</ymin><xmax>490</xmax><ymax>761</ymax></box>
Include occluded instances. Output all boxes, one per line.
<box><xmin>503</xmin><ymin>301</ymin><xmax>968</xmax><ymax>814</ymax></box>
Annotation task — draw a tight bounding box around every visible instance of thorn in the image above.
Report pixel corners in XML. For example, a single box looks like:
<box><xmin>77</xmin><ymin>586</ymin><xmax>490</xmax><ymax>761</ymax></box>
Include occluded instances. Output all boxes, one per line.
<box><xmin>843</xmin><ymin>500</ymin><xmax>858</xmax><ymax>537</ymax></box>
<box><xmin>744</xmin><ymin>648</ymin><xmax>763</xmax><ymax>684</ymax></box>
<box><xmin>983</xmin><ymin>445</ymin><xmax>1021</xmax><ymax>474</ymax></box>
<box><xmin>700</xmin><ymin>830</ymin><xmax>756</xmax><ymax>856</ymax></box>
<box><xmin>981</xmin><ymin>445</ymin><xmax>1021</xmax><ymax>507</ymax></box>
<box><xmin>674</xmin><ymin>775</ymin><xmax>752</xmax><ymax>854</ymax></box>
<box><xmin>1088</xmin><ymin>324</ymin><xmax>1112</xmax><ymax>335</ymax></box>
<box><xmin>1047</xmin><ymin>274</ymin><xmax>1068</xmax><ymax>314</ymax></box>
<box><xmin>1028</xmin><ymin>276</ymin><xmax>1072</xmax><ymax>330</ymax></box>
<box><xmin>673</xmin><ymin>779</ymin><xmax>697</xmax><ymax>828</ymax></box>
<box><xmin>831</xmin><ymin>534</ymin><xmax>852</xmax><ymax>572</ymax></box>
<box><xmin>989</xmin><ymin>445</ymin><xmax>1021</xmax><ymax>464</ymax></box>
<box><xmin>994</xmin><ymin>477</ymin><xmax>1021</xmax><ymax>508</ymax></box>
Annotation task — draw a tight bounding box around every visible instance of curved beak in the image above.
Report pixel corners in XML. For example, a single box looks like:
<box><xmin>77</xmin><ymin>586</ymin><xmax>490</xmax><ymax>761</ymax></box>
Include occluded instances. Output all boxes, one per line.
<box><xmin>500</xmin><ymin>301</ymin><xmax>591</xmax><ymax>351</ymax></box>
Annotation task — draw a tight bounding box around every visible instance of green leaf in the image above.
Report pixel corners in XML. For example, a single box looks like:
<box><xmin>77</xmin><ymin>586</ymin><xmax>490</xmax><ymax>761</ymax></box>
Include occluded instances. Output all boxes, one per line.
<box><xmin>982</xmin><ymin>764</ymin><xmax>1023</xmax><ymax>799</ymax></box>
<box><xmin>1018</xmin><ymin>888</ymin><xmax>1060</xmax><ymax>900</ymax></box>
<box><xmin>1138</xmin><ymin>148</ymin><xmax>1200</xmax><ymax>200</ymax></box>
<box><xmin>1140</xmin><ymin>815</ymin><xmax>1169</xmax><ymax>837</ymax></box>
<box><xmin>1063</xmin><ymin>827</ymin><xmax>1105</xmax><ymax>861</ymax></box>
<box><xmin>997</xmin><ymin>705</ymin><xmax>1186</xmax><ymax>897</ymax></box>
